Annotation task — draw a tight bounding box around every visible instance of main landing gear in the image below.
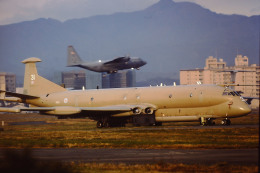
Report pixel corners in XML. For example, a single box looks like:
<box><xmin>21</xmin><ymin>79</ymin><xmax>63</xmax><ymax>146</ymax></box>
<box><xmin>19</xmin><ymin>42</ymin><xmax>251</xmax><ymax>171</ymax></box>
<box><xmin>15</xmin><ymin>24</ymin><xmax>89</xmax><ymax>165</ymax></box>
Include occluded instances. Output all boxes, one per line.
<box><xmin>200</xmin><ymin>117</ymin><xmax>231</xmax><ymax>126</ymax></box>
<box><xmin>96</xmin><ymin>121</ymin><xmax>103</xmax><ymax>128</ymax></box>
<box><xmin>200</xmin><ymin>117</ymin><xmax>215</xmax><ymax>126</ymax></box>
<box><xmin>96</xmin><ymin>119</ymin><xmax>125</xmax><ymax>128</ymax></box>
<box><xmin>221</xmin><ymin>118</ymin><xmax>231</xmax><ymax>126</ymax></box>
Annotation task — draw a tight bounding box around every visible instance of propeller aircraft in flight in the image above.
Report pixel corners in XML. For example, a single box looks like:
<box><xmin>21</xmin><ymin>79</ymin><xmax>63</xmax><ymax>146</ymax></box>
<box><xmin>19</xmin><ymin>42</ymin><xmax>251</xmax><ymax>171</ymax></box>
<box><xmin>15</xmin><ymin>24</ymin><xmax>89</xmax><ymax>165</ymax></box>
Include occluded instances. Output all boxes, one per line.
<box><xmin>67</xmin><ymin>46</ymin><xmax>146</xmax><ymax>73</ymax></box>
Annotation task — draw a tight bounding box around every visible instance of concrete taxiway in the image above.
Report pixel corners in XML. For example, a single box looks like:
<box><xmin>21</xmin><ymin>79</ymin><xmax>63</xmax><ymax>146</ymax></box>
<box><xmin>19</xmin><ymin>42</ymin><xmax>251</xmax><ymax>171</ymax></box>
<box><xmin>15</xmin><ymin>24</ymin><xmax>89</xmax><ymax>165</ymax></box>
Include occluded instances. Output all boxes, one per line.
<box><xmin>0</xmin><ymin>148</ymin><xmax>258</xmax><ymax>165</ymax></box>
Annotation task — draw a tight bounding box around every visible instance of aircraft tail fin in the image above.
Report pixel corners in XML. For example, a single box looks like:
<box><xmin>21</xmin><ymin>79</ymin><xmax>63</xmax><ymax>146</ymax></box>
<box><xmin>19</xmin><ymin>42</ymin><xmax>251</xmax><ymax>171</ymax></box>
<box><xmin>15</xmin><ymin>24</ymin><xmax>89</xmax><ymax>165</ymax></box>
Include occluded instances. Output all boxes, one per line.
<box><xmin>22</xmin><ymin>57</ymin><xmax>66</xmax><ymax>96</ymax></box>
<box><xmin>67</xmin><ymin>45</ymin><xmax>83</xmax><ymax>66</ymax></box>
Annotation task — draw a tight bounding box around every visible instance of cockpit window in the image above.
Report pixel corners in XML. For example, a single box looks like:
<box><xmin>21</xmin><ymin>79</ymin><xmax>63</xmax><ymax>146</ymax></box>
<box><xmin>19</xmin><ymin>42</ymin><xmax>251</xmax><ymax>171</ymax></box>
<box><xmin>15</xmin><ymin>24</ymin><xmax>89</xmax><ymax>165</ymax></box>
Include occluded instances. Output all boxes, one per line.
<box><xmin>234</xmin><ymin>91</ymin><xmax>241</xmax><ymax>96</ymax></box>
<box><xmin>229</xmin><ymin>92</ymin><xmax>235</xmax><ymax>96</ymax></box>
<box><xmin>222</xmin><ymin>88</ymin><xmax>240</xmax><ymax>97</ymax></box>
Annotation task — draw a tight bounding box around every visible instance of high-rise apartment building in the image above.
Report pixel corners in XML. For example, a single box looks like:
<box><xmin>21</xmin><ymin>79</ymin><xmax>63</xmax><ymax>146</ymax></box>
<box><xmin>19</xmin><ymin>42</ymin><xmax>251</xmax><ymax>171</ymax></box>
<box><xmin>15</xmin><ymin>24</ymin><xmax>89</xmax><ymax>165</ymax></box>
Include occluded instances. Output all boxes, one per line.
<box><xmin>0</xmin><ymin>72</ymin><xmax>16</xmax><ymax>92</ymax></box>
<box><xmin>85</xmin><ymin>70</ymin><xmax>102</xmax><ymax>89</ymax></box>
<box><xmin>180</xmin><ymin>55</ymin><xmax>259</xmax><ymax>108</ymax></box>
<box><xmin>62</xmin><ymin>70</ymin><xmax>86</xmax><ymax>90</ymax></box>
<box><xmin>102</xmin><ymin>69</ymin><xmax>136</xmax><ymax>88</ymax></box>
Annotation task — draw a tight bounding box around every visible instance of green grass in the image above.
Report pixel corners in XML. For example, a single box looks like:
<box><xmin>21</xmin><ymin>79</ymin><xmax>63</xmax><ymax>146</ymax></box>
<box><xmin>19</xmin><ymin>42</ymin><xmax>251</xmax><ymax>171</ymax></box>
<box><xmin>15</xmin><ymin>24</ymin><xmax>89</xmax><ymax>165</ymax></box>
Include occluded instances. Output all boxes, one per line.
<box><xmin>0</xmin><ymin>112</ymin><xmax>258</xmax><ymax>149</ymax></box>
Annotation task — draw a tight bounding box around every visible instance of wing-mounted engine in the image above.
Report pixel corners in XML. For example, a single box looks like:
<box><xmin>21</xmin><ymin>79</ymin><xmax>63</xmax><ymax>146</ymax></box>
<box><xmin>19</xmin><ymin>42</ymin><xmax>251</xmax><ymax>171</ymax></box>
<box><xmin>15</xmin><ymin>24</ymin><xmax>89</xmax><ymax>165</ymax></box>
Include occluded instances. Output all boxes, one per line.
<box><xmin>132</xmin><ymin>107</ymin><xmax>142</xmax><ymax>115</ymax></box>
<box><xmin>130</xmin><ymin>104</ymin><xmax>157</xmax><ymax>126</ymax></box>
<box><xmin>144</xmin><ymin>107</ymin><xmax>154</xmax><ymax>114</ymax></box>
<box><xmin>132</xmin><ymin>103</ymin><xmax>157</xmax><ymax>115</ymax></box>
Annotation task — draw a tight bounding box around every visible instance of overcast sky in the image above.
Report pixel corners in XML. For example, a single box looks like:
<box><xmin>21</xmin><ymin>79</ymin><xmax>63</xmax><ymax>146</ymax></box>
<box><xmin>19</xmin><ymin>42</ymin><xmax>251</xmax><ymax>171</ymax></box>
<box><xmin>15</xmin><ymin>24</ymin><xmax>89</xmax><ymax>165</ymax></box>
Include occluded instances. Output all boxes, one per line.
<box><xmin>0</xmin><ymin>0</ymin><xmax>259</xmax><ymax>25</ymax></box>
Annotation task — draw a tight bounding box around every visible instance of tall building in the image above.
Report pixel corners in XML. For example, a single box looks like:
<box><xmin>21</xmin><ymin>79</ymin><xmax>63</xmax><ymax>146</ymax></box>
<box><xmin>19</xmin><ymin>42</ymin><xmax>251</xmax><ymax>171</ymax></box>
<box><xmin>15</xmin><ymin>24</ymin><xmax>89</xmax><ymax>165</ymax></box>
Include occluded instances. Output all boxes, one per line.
<box><xmin>85</xmin><ymin>70</ymin><xmax>102</xmax><ymax>89</ymax></box>
<box><xmin>0</xmin><ymin>72</ymin><xmax>16</xmax><ymax>92</ymax></box>
<box><xmin>62</xmin><ymin>70</ymin><xmax>86</xmax><ymax>90</ymax></box>
<box><xmin>102</xmin><ymin>69</ymin><xmax>136</xmax><ymax>88</ymax></box>
<box><xmin>102</xmin><ymin>73</ymin><xmax>110</xmax><ymax>89</ymax></box>
<box><xmin>126</xmin><ymin>69</ymin><xmax>136</xmax><ymax>87</ymax></box>
<box><xmin>180</xmin><ymin>55</ymin><xmax>259</xmax><ymax>108</ymax></box>
<box><xmin>231</xmin><ymin>55</ymin><xmax>259</xmax><ymax>100</ymax></box>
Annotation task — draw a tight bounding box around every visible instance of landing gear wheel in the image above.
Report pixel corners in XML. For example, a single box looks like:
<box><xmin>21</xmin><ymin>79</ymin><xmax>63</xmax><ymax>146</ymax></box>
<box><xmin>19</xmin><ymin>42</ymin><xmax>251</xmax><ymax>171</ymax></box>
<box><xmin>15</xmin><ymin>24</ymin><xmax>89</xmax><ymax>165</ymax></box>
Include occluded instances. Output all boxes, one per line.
<box><xmin>221</xmin><ymin>119</ymin><xmax>231</xmax><ymax>126</ymax></box>
<box><xmin>104</xmin><ymin>121</ymin><xmax>110</xmax><ymax>128</ymax></box>
<box><xmin>155</xmin><ymin>122</ymin><xmax>162</xmax><ymax>126</ymax></box>
<box><xmin>201</xmin><ymin>122</ymin><xmax>207</xmax><ymax>126</ymax></box>
<box><xmin>200</xmin><ymin>118</ymin><xmax>215</xmax><ymax>126</ymax></box>
<box><xmin>97</xmin><ymin>121</ymin><xmax>103</xmax><ymax>128</ymax></box>
<box><xmin>207</xmin><ymin>118</ymin><xmax>215</xmax><ymax>126</ymax></box>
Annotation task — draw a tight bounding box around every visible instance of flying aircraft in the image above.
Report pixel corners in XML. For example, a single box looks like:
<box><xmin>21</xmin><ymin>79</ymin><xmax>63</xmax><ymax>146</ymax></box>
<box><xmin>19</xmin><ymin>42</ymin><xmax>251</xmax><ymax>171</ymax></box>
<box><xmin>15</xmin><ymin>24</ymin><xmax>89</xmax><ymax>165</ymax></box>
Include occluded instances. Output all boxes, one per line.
<box><xmin>67</xmin><ymin>46</ymin><xmax>146</xmax><ymax>73</ymax></box>
<box><xmin>0</xmin><ymin>58</ymin><xmax>251</xmax><ymax>127</ymax></box>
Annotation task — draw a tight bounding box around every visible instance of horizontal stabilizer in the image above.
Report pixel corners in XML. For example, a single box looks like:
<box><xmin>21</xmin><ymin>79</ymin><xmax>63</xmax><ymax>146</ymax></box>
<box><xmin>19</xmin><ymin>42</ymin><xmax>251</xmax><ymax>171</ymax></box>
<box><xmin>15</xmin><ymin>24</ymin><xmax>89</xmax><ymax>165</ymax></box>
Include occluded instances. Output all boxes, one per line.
<box><xmin>0</xmin><ymin>90</ymin><xmax>39</xmax><ymax>100</ymax></box>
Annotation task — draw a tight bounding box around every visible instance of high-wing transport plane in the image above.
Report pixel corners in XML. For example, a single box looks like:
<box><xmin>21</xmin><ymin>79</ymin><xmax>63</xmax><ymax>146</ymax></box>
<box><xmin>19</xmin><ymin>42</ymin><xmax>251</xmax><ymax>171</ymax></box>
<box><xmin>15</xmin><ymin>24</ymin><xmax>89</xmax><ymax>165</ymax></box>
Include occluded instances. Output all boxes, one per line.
<box><xmin>0</xmin><ymin>58</ymin><xmax>251</xmax><ymax>128</ymax></box>
<box><xmin>67</xmin><ymin>46</ymin><xmax>146</xmax><ymax>73</ymax></box>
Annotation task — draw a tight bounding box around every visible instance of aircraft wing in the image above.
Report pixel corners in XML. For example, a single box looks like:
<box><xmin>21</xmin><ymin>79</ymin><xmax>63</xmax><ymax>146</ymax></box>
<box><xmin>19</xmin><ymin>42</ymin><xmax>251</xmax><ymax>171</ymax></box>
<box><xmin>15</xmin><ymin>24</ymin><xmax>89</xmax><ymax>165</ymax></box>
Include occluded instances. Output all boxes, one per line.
<box><xmin>0</xmin><ymin>107</ymin><xmax>55</xmax><ymax>113</ymax></box>
<box><xmin>0</xmin><ymin>104</ymin><xmax>156</xmax><ymax>116</ymax></box>
<box><xmin>104</xmin><ymin>57</ymin><xmax>130</xmax><ymax>65</ymax></box>
<box><xmin>217</xmin><ymin>84</ymin><xmax>260</xmax><ymax>87</ymax></box>
<box><xmin>80</xmin><ymin>105</ymin><xmax>132</xmax><ymax>112</ymax></box>
<box><xmin>0</xmin><ymin>105</ymin><xmax>131</xmax><ymax>113</ymax></box>
<box><xmin>243</xmin><ymin>96</ymin><xmax>259</xmax><ymax>105</ymax></box>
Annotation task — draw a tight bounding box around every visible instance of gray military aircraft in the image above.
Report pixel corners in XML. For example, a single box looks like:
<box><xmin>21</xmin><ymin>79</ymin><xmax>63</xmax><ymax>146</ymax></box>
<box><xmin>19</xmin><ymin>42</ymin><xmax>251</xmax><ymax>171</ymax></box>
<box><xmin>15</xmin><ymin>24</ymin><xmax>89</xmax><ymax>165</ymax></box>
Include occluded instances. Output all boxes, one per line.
<box><xmin>67</xmin><ymin>46</ymin><xmax>146</xmax><ymax>73</ymax></box>
<box><xmin>0</xmin><ymin>57</ymin><xmax>252</xmax><ymax>128</ymax></box>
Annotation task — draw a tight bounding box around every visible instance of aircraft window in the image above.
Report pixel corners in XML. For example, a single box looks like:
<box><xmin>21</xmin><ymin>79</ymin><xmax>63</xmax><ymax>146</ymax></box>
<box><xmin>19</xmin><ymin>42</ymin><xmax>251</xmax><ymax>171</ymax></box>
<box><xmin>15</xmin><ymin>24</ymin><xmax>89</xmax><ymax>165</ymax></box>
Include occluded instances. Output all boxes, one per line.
<box><xmin>169</xmin><ymin>94</ymin><xmax>172</xmax><ymax>98</ymax></box>
<box><xmin>223</xmin><ymin>91</ymin><xmax>236</xmax><ymax>96</ymax></box>
<box><xmin>223</xmin><ymin>88</ymin><xmax>239</xmax><ymax>97</ymax></box>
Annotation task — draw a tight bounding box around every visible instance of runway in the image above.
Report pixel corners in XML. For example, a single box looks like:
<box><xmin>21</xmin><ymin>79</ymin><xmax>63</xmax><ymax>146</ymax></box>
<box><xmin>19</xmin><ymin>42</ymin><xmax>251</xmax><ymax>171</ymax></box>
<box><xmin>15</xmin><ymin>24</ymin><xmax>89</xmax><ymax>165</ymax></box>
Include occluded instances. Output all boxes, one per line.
<box><xmin>102</xmin><ymin>124</ymin><xmax>259</xmax><ymax>131</ymax></box>
<box><xmin>0</xmin><ymin>148</ymin><xmax>258</xmax><ymax>165</ymax></box>
<box><xmin>7</xmin><ymin>120</ymin><xmax>259</xmax><ymax>129</ymax></box>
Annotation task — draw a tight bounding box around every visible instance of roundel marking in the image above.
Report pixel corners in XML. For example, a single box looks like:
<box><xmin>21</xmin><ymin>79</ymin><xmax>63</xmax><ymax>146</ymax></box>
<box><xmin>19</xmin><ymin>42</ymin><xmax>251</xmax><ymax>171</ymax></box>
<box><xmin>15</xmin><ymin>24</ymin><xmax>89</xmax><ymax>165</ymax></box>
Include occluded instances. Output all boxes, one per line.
<box><xmin>64</xmin><ymin>98</ymin><xmax>68</xmax><ymax>103</ymax></box>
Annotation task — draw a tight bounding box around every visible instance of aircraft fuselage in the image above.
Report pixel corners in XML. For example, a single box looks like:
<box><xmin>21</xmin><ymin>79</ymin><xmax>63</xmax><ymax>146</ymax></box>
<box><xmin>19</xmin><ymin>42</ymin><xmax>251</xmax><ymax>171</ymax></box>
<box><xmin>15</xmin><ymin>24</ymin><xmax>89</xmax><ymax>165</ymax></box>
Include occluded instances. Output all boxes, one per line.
<box><xmin>78</xmin><ymin>57</ymin><xmax>146</xmax><ymax>73</ymax></box>
<box><xmin>26</xmin><ymin>85</ymin><xmax>251</xmax><ymax>122</ymax></box>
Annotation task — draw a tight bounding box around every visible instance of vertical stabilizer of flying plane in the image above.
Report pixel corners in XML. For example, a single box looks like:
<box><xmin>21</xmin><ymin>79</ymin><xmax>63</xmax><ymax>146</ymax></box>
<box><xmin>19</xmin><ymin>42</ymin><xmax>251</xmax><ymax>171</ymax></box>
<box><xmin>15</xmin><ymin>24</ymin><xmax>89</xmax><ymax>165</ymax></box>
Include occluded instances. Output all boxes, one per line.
<box><xmin>22</xmin><ymin>57</ymin><xmax>66</xmax><ymax>96</ymax></box>
<box><xmin>67</xmin><ymin>45</ymin><xmax>83</xmax><ymax>66</ymax></box>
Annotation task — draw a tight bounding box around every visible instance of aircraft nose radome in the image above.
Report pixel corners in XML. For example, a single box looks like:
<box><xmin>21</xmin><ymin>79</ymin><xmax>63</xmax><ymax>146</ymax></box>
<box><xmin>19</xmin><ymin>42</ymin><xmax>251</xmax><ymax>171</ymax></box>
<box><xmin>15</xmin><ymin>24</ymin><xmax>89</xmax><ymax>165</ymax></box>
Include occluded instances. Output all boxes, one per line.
<box><xmin>240</xmin><ymin>105</ymin><xmax>252</xmax><ymax>115</ymax></box>
<box><xmin>236</xmin><ymin>103</ymin><xmax>252</xmax><ymax>116</ymax></box>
